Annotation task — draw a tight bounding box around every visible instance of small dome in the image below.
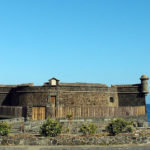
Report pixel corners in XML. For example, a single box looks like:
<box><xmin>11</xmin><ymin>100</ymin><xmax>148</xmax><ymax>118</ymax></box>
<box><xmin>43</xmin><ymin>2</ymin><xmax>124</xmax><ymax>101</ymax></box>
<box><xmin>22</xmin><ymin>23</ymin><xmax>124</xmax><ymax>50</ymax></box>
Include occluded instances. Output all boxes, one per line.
<box><xmin>140</xmin><ymin>74</ymin><xmax>149</xmax><ymax>80</ymax></box>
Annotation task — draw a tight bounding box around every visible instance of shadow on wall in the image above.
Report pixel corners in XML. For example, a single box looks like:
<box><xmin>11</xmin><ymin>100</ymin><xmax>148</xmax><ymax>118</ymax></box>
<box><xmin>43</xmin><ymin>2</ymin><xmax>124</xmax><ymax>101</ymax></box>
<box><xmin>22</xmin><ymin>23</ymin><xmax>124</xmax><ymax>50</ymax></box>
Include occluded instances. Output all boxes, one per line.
<box><xmin>0</xmin><ymin>86</ymin><xmax>27</xmax><ymax>119</ymax></box>
<box><xmin>2</xmin><ymin>87</ymin><xmax>20</xmax><ymax>106</ymax></box>
<box><xmin>118</xmin><ymin>84</ymin><xmax>146</xmax><ymax>107</ymax></box>
<box><xmin>118</xmin><ymin>93</ymin><xmax>146</xmax><ymax>107</ymax></box>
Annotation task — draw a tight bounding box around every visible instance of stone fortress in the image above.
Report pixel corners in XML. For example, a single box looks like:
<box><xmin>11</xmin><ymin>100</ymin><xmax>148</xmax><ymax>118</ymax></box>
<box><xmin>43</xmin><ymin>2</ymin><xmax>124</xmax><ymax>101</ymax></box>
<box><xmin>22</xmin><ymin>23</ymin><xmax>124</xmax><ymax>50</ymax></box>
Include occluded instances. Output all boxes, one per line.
<box><xmin>0</xmin><ymin>75</ymin><xmax>149</xmax><ymax>123</ymax></box>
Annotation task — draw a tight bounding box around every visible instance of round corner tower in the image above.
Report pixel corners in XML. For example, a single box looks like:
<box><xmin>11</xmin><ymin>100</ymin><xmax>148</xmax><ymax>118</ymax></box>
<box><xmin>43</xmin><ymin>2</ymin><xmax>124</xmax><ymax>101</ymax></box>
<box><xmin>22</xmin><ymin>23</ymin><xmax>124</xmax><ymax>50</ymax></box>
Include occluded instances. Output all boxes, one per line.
<box><xmin>140</xmin><ymin>74</ymin><xmax>149</xmax><ymax>95</ymax></box>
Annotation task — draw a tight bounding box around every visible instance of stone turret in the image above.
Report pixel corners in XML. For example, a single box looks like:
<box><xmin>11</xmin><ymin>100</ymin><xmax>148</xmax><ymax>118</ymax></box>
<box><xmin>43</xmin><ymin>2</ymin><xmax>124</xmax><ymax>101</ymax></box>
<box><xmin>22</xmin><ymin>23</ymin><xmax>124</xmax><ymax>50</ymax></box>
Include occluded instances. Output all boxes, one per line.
<box><xmin>140</xmin><ymin>75</ymin><xmax>149</xmax><ymax>95</ymax></box>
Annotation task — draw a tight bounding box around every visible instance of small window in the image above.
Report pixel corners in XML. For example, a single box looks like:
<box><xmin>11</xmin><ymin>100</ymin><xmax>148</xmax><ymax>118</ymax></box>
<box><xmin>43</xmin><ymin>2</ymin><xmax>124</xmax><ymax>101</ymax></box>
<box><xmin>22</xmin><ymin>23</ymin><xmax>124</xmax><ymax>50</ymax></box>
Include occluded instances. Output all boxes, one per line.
<box><xmin>51</xmin><ymin>79</ymin><xmax>56</xmax><ymax>86</ymax></box>
<box><xmin>110</xmin><ymin>97</ymin><xmax>114</xmax><ymax>103</ymax></box>
<box><xmin>49</xmin><ymin>78</ymin><xmax>59</xmax><ymax>86</ymax></box>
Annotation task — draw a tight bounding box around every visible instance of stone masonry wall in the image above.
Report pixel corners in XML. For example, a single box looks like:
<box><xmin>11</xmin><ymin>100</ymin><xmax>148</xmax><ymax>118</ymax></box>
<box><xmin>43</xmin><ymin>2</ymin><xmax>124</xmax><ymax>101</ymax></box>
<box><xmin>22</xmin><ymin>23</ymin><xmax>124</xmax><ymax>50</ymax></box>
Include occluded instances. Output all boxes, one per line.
<box><xmin>0</xmin><ymin>106</ymin><xmax>23</xmax><ymax>118</ymax></box>
<box><xmin>0</xmin><ymin>134</ymin><xmax>150</xmax><ymax>146</ymax></box>
<box><xmin>1</xmin><ymin>115</ymin><xmax>147</xmax><ymax>135</ymax></box>
<box><xmin>58</xmin><ymin>91</ymin><xmax>109</xmax><ymax>106</ymax></box>
<box><xmin>116</xmin><ymin>85</ymin><xmax>146</xmax><ymax>107</ymax></box>
<box><xmin>58</xmin><ymin>86</ymin><xmax>118</xmax><ymax>108</ymax></box>
<box><xmin>0</xmin><ymin>82</ymin><xmax>147</xmax><ymax>121</ymax></box>
<box><xmin>11</xmin><ymin>86</ymin><xmax>49</xmax><ymax>107</ymax></box>
<box><xmin>0</xmin><ymin>87</ymin><xmax>13</xmax><ymax>106</ymax></box>
<box><xmin>118</xmin><ymin>93</ymin><xmax>145</xmax><ymax>106</ymax></box>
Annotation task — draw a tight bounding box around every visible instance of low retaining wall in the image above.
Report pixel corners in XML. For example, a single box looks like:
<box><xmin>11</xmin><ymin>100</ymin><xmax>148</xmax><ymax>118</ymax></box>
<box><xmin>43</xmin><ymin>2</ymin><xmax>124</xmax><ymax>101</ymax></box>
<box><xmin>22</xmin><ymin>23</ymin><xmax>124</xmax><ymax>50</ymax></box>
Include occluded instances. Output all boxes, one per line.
<box><xmin>0</xmin><ymin>117</ymin><xmax>24</xmax><ymax>123</ymax></box>
<box><xmin>14</xmin><ymin>118</ymin><xmax>149</xmax><ymax>134</ymax></box>
<box><xmin>28</xmin><ymin>116</ymin><xmax>148</xmax><ymax>134</ymax></box>
<box><xmin>0</xmin><ymin>135</ymin><xmax>150</xmax><ymax>146</ymax></box>
<box><xmin>0</xmin><ymin>106</ymin><xmax>23</xmax><ymax>118</ymax></box>
<box><xmin>0</xmin><ymin>116</ymin><xmax>148</xmax><ymax>134</ymax></box>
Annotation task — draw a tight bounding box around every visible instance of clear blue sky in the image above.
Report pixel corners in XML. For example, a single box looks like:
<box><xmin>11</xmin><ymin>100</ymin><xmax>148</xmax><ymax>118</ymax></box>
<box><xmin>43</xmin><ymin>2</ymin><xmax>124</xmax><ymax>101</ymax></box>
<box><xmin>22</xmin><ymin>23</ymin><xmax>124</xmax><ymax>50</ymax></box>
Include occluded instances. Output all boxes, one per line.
<box><xmin>0</xmin><ymin>0</ymin><xmax>150</xmax><ymax>102</ymax></box>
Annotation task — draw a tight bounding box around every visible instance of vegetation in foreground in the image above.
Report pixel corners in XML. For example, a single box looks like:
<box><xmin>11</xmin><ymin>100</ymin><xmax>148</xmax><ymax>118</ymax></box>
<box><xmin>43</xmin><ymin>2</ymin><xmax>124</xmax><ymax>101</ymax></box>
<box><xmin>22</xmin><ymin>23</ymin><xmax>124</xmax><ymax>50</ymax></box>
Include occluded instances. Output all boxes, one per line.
<box><xmin>0</xmin><ymin>118</ymin><xmax>136</xmax><ymax>137</ymax></box>
<box><xmin>39</xmin><ymin>118</ymin><xmax>62</xmax><ymax>137</ymax></box>
<box><xmin>79</xmin><ymin>123</ymin><xmax>97</xmax><ymax>135</ymax></box>
<box><xmin>0</xmin><ymin>121</ymin><xmax>12</xmax><ymax>136</ymax></box>
<box><xmin>106</xmin><ymin>118</ymin><xmax>133</xmax><ymax>136</ymax></box>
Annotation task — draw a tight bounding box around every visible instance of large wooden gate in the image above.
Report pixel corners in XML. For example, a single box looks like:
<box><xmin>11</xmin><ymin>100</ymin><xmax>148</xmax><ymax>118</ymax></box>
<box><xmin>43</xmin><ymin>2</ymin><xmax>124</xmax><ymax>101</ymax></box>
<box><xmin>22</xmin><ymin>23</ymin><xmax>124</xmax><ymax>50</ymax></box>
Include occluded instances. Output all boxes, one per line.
<box><xmin>32</xmin><ymin>107</ymin><xmax>45</xmax><ymax>120</ymax></box>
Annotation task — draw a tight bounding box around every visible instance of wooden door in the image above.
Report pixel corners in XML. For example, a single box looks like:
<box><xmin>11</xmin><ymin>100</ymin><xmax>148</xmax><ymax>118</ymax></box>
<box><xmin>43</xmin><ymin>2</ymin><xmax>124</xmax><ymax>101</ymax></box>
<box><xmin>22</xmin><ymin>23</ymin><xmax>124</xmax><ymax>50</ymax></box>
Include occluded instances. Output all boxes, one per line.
<box><xmin>50</xmin><ymin>96</ymin><xmax>56</xmax><ymax>118</ymax></box>
<box><xmin>32</xmin><ymin>107</ymin><xmax>45</xmax><ymax>120</ymax></box>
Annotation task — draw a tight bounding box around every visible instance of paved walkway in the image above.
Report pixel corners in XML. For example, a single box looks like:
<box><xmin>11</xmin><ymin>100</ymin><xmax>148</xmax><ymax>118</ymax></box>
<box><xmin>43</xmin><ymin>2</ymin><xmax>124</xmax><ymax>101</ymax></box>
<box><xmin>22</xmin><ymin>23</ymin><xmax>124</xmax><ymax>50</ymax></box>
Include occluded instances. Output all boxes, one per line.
<box><xmin>0</xmin><ymin>145</ymin><xmax>150</xmax><ymax>150</ymax></box>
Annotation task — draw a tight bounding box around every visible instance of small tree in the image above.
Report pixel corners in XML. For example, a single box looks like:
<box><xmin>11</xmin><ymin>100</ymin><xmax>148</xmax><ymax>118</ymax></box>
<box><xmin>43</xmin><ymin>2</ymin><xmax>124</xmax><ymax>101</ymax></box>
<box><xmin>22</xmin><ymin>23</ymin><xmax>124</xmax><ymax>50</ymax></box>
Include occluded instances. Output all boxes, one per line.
<box><xmin>80</xmin><ymin>123</ymin><xmax>97</xmax><ymax>135</ymax></box>
<box><xmin>40</xmin><ymin>118</ymin><xmax>62</xmax><ymax>137</ymax></box>
<box><xmin>0</xmin><ymin>122</ymin><xmax>11</xmax><ymax>136</ymax></box>
<box><xmin>106</xmin><ymin>118</ymin><xmax>133</xmax><ymax>136</ymax></box>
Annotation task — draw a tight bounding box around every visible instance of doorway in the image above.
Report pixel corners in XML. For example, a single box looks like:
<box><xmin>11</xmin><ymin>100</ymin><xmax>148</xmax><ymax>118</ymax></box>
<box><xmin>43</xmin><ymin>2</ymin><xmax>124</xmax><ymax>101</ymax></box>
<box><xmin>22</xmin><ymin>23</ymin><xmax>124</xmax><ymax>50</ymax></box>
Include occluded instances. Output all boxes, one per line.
<box><xmin>50</xmin><ymin>96</ymin><xmax>56</xmax><ymax>118</ymax></box>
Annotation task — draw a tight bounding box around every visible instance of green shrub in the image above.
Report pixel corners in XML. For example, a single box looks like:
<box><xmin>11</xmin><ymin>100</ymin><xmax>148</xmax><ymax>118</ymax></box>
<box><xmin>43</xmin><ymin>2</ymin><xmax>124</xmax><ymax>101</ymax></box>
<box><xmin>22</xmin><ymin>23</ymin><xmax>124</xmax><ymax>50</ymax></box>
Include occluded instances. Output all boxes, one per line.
<box><xmin>66</xmin><ymin>113</ymin><xmax>73</xmax><ymax>120</ymax></box>
<box><xmin>0</xmin><ymin>122</ymin><xmax>11</xmax><ymax>136</ymax></box>
<box><xmin>106</xmin><ymin>118</ymin><xmax>133</xmax><ymax>136</ymax></box>
<box><xmin>40</xmin><ymin>118</ymin><xmax>62</xmax><ymax>137</ymax></box>
<box><xmin>125</xmin><ymin>125</ymin><xmax>133</xmax><ymax>133</ymax></box>
<box><xmin>79</xmin><ymin>123</ymin><xmax>97</xmax><ymax>135</ymax></box>
<box><xmin>62</xmin><ymin>127</ymin><xmax>70</xmax><ymax>134</ymax></box>
<box><xmin>65</xmin><ymin>127</ymin><xmax>69</xmax><ymax>133</ymax></box>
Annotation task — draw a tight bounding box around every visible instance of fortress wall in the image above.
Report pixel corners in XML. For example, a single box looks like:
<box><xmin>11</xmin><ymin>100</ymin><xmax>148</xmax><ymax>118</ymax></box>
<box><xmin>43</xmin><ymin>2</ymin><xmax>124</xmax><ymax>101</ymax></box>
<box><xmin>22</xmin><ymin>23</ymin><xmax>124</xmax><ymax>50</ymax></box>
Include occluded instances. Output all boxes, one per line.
<box><xmin>10</xmin><ymin>86</ymin><xmax>49</xmax><ymax>106</ymax></box>
<box><xmin>58</xmin><ymin>85</ymin><xmax>108</xmax><ymax>91</ymax></box>
<box><xmin>116</xmin><ymin>85</ymin><xmax>145</xmax><ymax>107</ymax></box>
<box><xmin>55</xmin><ymin>105</ymin><xmax>146</xmax><ymax>119</ymax></box>
<box><xmin>0</xmin><ymin>86</ymin><xmax>49</xmax><ymax>107</ymax></box>
<box><xmin>116</xmin><ymin>85</ymin><xmax>140</xmax><ymax>93</ymax></box>
<box><xmin>0</xmin><ymin>87</ymin><xmax>13</xmax><ymax>106</ymax></box>
<box><xmin>118</xmin><ymin>93</ymin><xmax>145</xmax><ymax>106</ymax></box>
<box><xmin>0</xmin><ymin>81</ymin><xmax>147</xmax><ymax>121</ymax></box>
<box><xmin>8</xmin><ymin>85</ymin><xmax>119</xmax><ymax>120</ymax></box>
<box><xmin>0</xmin><ymin>106</ymin><xmax>22</xmax><ymax>118</ymax></box>
<box><xmin>0</xmin><ymin>86</ymin><xmax>50</xmax><ymax>120</ymax></box>
<box><xmin>14</xmin><ymin>92</ymin><xmax>49</xmax><ymax>106</ymax></box>
<box><xmin>108</xmin><ymin>87</ymin><xmax>118</xmax><ymax>107</ymax></box>
<box><xmin>58</xmin><ymin>91</ymin><xmax>109</xmax><ymax>106</ymax></box>
<box><xmin>57</xmin><ymin>86</ymin><xmax>118</xmax><ymax>107</ymax></box>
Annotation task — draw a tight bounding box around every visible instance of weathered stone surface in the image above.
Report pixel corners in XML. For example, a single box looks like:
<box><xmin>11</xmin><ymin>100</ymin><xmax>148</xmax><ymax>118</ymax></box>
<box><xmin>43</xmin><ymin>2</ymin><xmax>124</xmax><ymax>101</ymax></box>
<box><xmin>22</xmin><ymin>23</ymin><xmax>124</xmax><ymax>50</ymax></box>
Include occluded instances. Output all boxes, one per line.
<box><xmin>0</xmin><ymin>76</ymin><xmax>148</xmax><ymax>121</ymax></box>
<box><xmin>0</xmin><ymin>134</ymin><xmax>150</xmax><ymax>146</ymax></box>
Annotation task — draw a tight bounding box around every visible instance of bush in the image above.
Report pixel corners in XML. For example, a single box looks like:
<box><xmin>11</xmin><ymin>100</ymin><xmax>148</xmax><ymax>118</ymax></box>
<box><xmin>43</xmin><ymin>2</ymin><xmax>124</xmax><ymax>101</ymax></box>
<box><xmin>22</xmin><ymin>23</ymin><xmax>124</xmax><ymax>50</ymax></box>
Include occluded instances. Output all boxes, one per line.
<box><xmin>66</xmin><ymin>113</ymin><xmax>73</xmax><ymax>120</ymax></box>
<box><xmin>106</xmin><ymin>118</ymin><xmax>133</xmax><ymax>136</ymax></box>
<box><xmin>79</xmin><ymin>123</ymin><xmax>97</xmax><ymax>135</ymax></box>
<box><xmin>125</xmin><ymin>125</ymin><xmax>133</xmax><ymax>133</ymax></box>
<box><xmin>40</xmin><ymin>118</ymin><xmax>62</xmax><ymax>137</ymax></box>
<box><xmin>0</xmin><ymin>122</ymin><xmax>11</xmax><ymax>136</ymax></box>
